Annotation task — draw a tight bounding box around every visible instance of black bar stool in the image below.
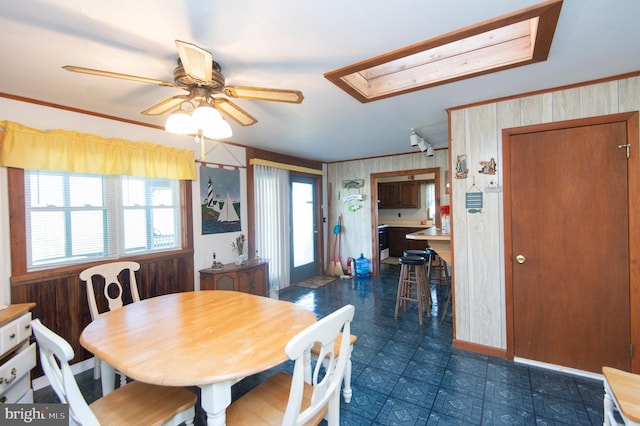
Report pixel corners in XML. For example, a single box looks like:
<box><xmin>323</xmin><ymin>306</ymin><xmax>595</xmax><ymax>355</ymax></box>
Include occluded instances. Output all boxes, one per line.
<box><xmin>395</xmin><ymin>254</ymin><xmax>430</xmax><ymax>325</ymax></box>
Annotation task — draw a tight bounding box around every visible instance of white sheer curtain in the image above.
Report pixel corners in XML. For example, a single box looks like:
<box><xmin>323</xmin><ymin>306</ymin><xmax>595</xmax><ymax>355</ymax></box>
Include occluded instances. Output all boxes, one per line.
<box><xmin>254</xmin><ymin>164</ymin><xmax>290</xmax><ymax>298</ymax></box>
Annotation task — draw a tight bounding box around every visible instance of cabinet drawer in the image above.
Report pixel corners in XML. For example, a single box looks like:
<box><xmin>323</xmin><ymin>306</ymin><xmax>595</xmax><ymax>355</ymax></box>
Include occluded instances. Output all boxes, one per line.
<box><xmin>0</xmin><ymin>312</ymin><xmax>32</xmax><ymax>356</ymax></box>
<box><xmin>0</xmin><ymin>374</ymin><xmax>30</xmax><ymax>404</ymax></box>
<box><xmin>0</xmin><ymin>343</ymin><xmax>36</xmax><ymax>395</ymax></box>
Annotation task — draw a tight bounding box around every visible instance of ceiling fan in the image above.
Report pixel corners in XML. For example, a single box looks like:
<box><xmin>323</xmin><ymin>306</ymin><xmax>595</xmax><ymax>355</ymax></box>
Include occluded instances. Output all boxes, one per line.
<box><xmin>63</xmin><ymin>40</ymin><xmax>304</xmax><ymax>129</ymax></box>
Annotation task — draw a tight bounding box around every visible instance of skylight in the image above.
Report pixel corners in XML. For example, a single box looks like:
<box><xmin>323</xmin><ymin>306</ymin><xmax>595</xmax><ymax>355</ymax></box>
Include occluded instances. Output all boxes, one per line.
<box><xmin>324</xmin><ymin>0</ymin><xmax>563</xmax><ymax>103</ymax></box>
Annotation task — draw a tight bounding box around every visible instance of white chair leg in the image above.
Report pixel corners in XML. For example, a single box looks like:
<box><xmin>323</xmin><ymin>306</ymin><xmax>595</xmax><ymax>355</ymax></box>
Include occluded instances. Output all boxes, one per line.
<box><xmin>118</xmin><ymin>371</ymin><xmax>127</xmax><ymax>387</ymax></box>
<box><xmin>93</xmin><ymin>357</ymin><xmax>101</xmax><ymax>380</ymax></box>
<box><xmin>342</xmin><ymin>347</ymin><xmax>353</xmax><ymax>403</ymax></box>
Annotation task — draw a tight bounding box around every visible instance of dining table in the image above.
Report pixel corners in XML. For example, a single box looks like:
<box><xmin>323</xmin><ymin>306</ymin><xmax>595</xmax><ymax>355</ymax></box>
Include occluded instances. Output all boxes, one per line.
<box><xmin>405</xmin><ymin>227</ymin><xmax>452</xmax><ymax>265</ymax></box>
<box><xmin>80</xmin><ymin>290</ymin><xmax>317</xmax><ymax>426</ymax></box>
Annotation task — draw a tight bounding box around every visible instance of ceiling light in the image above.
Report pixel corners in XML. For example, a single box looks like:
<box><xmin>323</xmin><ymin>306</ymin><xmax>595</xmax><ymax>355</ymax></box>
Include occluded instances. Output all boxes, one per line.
<box><xmin>410</xmin><ymin>129</ymin><xmax>420</xmax><ymax>146</ymax></box>
<box><xmin>411</xmin><ymin>129</ymin><xmax>435</xmax><ymax>157</ymax></box>
<box><xmin>166</xmin><ymin>101</ymin><xmax>232</xmax><ymax>140</ymax></box>
<box><xmin>165</xmin><ymin>109</ymin><xmax>193</xmax><ymax>135</ymax></box>
<box><xmin>324</xmin><ymin>0</ymin><xmax>562</xmax><ymax>103</ymax></box>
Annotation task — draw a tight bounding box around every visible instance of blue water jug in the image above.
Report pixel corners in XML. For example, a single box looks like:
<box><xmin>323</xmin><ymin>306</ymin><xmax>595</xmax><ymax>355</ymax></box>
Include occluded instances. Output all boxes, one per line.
<box><xmin>355</xmin><ymin>253</ymin><xmax>370</xmax><ymax>278</ymax></box>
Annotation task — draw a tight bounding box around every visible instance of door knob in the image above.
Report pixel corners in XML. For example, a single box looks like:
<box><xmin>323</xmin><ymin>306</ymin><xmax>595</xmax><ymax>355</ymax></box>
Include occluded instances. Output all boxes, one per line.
<box><xmin>515</xmin><ymin>255</ymin><xmax>526</xmax><ymax>264</ymax></box>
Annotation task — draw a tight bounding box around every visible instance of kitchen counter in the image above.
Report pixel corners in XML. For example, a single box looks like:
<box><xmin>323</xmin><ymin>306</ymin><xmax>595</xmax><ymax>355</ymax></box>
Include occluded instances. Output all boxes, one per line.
<box><xmin>405</xmin><ymin>228</ymin><xmax>452</xmax><ymax>264</ymax></box>
<box><xmin>405</xmin><ymin>228</ymin><xmax>450</xmax><ymax>241</ymax></box>
<box><xmin>379</xmin><ymin>223</ymin><xmax>433</xmax><ymax>229</ymax></box>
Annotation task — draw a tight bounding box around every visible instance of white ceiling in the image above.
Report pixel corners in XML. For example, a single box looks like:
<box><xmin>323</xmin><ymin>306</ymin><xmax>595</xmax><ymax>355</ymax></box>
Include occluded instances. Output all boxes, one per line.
<box><xmin>1</xmin><ymin>0</ymin><xmax>639</xmax><ymax>162</ymax></box>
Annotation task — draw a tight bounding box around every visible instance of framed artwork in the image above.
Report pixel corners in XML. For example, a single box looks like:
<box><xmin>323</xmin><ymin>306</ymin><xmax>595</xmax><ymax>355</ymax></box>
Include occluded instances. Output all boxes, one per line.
<box><xmin>444</xmin><ymin>170</ymin><xmax>450</xmax><ymax>194</ymax></box>
<box><xmin>199</xmin><ymin>165</ymin><xmax>241</xmax><ymax>234</ymax></box>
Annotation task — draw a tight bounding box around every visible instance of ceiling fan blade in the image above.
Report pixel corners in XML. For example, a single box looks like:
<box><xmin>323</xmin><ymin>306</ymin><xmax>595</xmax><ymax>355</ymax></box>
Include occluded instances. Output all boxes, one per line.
<box><xmin>141</xmin><ymin>95</ymin><xmax>190</xmax><ymax>116</ymax></box>
<box><xmin>223</xmin><ymin>86</ymin><xmax>304</xmax><ymax>103</ymax></box>
<box><xmin>214</xmin><ymin>98</ymin><xmax>257</xmax><ymax>126</ymax></box>
<box><xmin>175</xmin><ymin>40</ymin><xmax>212</xmax><ymax>83</ymax></box>
<box><xmin>62</xmin><ymin>65</ymin><xmax>178</xmax><ymax>87</ymax></box>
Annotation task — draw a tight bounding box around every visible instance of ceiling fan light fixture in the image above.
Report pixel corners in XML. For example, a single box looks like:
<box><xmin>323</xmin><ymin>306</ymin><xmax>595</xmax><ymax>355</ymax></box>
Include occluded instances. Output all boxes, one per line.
<box><xmin>191</xmin><ymin>103</ymin><xmax>223</xmax><ymax>128</ymax></box>
<box><xmin>202</xmin><ymin>116</ymin><xmax>232</xmax><ymax>139</ymax></box>
<box><xmin>191</xmin><ymin>102</ymin><xmax>232</xmax><ymax>139</ymax></box>
<box><xmin>165</xmin><ymin>109</ymin><xmax>194</xmax><ymax>135</ymax></box>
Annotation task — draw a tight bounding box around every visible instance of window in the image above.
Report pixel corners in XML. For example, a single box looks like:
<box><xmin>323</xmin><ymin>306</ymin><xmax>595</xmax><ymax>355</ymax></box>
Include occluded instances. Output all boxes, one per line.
<box><xmin>24</xmin><ymin>170</ymin><xmax>181</xmax><ymax>270</ymax></box>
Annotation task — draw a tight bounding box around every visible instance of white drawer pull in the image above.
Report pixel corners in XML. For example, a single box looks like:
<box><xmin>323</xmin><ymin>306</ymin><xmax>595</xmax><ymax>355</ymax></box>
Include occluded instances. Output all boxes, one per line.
<box><xmin>0</xmin><ymin>368</ymin><xmax>17</xmax><ymax>385</ymax></box>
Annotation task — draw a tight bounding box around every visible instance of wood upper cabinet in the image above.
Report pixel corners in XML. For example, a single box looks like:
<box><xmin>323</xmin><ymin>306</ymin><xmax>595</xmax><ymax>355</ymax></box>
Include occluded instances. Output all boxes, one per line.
<box><xmin>398</xmin><ymin>182</ymin><xmax>419</xmax><ymax>208</ymax></box>
<box><xmin>378</xmin><ymin>182</ymin><xmax>420</xmax><ymax>209</ymax></box>
<box><xmin>378</xmin><ymin>183</ymin><xmax>398</xmax><ymax>209</ymax></box>
<box><xmin>200</xmin><ymin>259</ymin><xmax>269</xmax><ymax>297</ymax></box>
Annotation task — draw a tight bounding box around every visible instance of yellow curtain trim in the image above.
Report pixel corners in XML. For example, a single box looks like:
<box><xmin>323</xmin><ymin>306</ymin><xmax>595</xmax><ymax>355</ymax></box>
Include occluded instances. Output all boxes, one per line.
<box><xmin>250</xmin><ymin>158</ymin><xmax>325</xmax><ymax>175</ymax></box>
<box><xmin>0</xmin><ymin>121</ymin><xmax>196</xmax><ymax>180</ymax></box>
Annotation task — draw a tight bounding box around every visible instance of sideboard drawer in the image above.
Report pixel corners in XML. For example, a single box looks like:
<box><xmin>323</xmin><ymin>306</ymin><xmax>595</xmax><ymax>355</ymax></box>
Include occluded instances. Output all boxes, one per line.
<box><xmin>0</xmin><ymin>374</ymin><xmax>30</xmax><ymax>404</ymax></box>
<box><xmin>0</xmin><ymin>343</ymin><xmax>36</xmax><ymax>396</ymax></box>
<box><xmin>0</xmin><ymin>312</ymin><xmax>32</xmax><ymax>356</ymax></box>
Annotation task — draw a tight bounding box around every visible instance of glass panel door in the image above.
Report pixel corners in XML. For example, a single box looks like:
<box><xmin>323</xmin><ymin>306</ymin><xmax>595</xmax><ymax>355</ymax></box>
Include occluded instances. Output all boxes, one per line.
<box><xmin>290</xmin><ymin>176</ymin><xmax>318</xmax><ymax>283</ymax></box>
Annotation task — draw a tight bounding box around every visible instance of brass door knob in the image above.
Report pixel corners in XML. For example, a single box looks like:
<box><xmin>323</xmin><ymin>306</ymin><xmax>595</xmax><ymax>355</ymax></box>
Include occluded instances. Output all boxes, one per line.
<box><xmin>515</xmin><ymin>255</ymin><xmax>526</xmax><ymax>264</ymax></box>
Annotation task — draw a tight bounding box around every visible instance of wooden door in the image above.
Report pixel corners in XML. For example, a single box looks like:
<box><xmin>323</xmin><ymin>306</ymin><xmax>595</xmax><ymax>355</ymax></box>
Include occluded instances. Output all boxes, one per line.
<box><xmin>507</xmin><ymin>119</ymin><xmax>630</xmax><ymax>373</ymax></box>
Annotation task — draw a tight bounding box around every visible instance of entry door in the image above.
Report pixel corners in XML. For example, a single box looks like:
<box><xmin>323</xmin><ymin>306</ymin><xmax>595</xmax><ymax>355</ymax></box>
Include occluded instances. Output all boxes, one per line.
<box><xmin>290</xmin><ymin>175</ymin><xmax>319</xmax><ymax>283</ymax></box>
<box><xmin>507</xmin><ymin>120</ymin><xmax>630</xmax><ymax>373</ymax></box>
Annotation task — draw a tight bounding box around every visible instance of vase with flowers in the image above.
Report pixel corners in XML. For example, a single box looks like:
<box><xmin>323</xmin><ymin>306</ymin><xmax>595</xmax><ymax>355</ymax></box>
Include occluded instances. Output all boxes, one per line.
<box><xmin>231</xmin><ymin>234</ymin><xmax>247</xmax><ymax>265</ymax></box>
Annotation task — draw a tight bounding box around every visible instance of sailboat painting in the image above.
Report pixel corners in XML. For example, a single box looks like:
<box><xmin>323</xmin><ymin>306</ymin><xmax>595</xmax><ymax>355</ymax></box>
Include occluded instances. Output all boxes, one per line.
<box><xmin>199</xmin><ymin>166</ymin><xmax>241</xmax><ymax>234</ymax></box>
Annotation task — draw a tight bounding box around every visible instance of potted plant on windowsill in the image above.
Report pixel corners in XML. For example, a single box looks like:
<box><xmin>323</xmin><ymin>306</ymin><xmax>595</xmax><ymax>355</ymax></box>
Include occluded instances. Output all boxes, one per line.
<box><xmin>231</xmin><ymin>234</ymin><xmax>247</xmax><ymax>265</ymax></box>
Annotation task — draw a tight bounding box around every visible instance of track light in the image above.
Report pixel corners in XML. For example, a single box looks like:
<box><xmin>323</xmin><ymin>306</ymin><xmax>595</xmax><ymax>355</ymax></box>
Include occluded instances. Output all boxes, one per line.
<box><xmin>410</xmin><ymin>129</ymin><xmax>420</xmax><ymax>146</ymax></box>
<box><xmin>410</xmin><ymin>128</ymin><xmax>435</xmax><ymax>156</ymax></box>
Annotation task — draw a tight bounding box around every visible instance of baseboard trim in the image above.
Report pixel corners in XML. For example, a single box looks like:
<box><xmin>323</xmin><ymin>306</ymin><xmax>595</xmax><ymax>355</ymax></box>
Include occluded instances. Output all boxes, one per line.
<box><xmin>453</xmin><ymin>339</ymin><xmax>508</xmax><ymax>359</ymax></box>
<box><xmin>32</xmin><ymin>357</ymin><xmax>95</xmax><ymax>391</ymax></box>
<box><xmin>514</xmin><ymin>357</ymin><xmax>603</xmax><ymax>381</ymax></box>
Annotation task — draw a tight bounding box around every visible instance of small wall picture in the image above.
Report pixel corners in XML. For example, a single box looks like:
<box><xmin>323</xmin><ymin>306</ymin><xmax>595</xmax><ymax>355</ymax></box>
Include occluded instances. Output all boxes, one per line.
<box><xmin>455</xmin><ymin>155</ymin><xmax>468</xmax><ymax>179</ymax></box>
<box><xmin>479</xmin><ymin>158</ymin><xmax>497</xmax><ymax>175</ymax></box>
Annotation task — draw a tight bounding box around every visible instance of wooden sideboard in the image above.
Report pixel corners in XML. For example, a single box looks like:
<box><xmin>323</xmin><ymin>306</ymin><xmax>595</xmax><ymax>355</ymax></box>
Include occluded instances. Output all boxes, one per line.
<box><xmin>0</xmin><ymin>303</ymin><xmax>36</xmax><ymax>404</ymax></box>
<box><xmin>199</xmin><ymin>259</ymin><xmax>269</xmax><ymax>296</ymax></box>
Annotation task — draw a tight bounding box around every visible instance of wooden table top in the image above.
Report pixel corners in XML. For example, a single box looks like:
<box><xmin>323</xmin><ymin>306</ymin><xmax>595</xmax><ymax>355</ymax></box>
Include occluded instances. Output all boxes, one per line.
<box><xmin>603</xmin><ymin>366</ymin><xmax>640</xmax><ymax>422</ymax></box>
<box><xmin>80</xmin><ymin>291</ymin><xmax>316</xmax><ymax>387</ymax></box>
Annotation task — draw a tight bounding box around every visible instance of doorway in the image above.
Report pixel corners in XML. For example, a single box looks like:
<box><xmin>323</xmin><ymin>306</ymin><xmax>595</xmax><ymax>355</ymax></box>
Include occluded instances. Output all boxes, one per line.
<box><xmin>290</xmin><ymin>175</ymin><xmax>320</xmax><ymax>283</ymax></box>
<box><xmin>369</xmin><ymin>168</ymin><xmax>441</xmax><ymax>276</ymax></box>
<box><xmin>503</xmin><ymin>112</ymin><xmax>640</xmax><ymax>373</ymax></box>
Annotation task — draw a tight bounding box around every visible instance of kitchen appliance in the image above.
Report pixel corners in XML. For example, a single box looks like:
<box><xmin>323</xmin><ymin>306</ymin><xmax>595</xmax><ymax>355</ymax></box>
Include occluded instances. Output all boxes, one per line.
<box><xmin>378</xmin><ymin>225</ymin><xmax>389</xmax><ymax>260</ymax></box>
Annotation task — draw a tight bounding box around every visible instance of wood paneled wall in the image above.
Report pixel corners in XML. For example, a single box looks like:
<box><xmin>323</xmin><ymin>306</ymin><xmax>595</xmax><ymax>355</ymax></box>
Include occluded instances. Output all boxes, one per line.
<box><xmin>12</xmin><ymin>252</ymin><xmax>194</xmax><ymax>375</ymax></box>
<box><xmin>449</xmin><ymin>72</ymin><xmax>640</xmax><ymax>354</ymax></box>
<box><xmin>327</xmin><ymin>151</ymin><xmax>449</xmax><ymax>275</ymax></box>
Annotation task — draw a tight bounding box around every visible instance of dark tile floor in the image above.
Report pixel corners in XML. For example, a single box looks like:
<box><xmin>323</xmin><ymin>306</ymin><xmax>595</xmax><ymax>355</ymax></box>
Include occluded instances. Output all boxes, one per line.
<box><xmin>35</xmin><ymin>263</ymin><xmax>606</xmax><ymax>425</ymax></box>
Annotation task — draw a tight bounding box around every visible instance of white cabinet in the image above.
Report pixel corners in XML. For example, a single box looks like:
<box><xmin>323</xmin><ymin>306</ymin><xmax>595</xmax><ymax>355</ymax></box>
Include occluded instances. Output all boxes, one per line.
<box><xmin>0</xmin><ymin>304</ymin><xmax>36</xmax><ymax>404</ymax></box>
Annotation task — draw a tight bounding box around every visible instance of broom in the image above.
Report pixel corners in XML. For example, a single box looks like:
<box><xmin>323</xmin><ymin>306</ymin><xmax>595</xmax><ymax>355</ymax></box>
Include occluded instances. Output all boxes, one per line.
<box><xmin>334</xmin><ymin>214</ymin><xmax>345</xmax><ymax>276</ymax></box>
<box><xmin>327</xmin><ymin>231</ymin><xmax>338</xmax><ymax>275</ymax></box>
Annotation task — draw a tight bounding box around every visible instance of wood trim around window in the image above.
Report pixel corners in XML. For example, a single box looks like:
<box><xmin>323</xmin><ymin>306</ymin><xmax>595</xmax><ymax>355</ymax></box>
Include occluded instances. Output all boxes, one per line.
<box><xmin>7</xmin><ymin>167</ymin><xmax>194</xmax><ymax>281</ymax></box>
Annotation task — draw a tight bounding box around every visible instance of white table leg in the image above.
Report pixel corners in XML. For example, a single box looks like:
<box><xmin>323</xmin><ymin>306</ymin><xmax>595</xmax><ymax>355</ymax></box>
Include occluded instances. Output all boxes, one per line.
<box><xmin>99</xmin><ymin>360</ymin><xmax>115</xmax><ymax>396</ymax></box>
<box><xmin>200</xmin><ymin>381</ymin><xmax>233</xmax><ymax>426</ymax></box>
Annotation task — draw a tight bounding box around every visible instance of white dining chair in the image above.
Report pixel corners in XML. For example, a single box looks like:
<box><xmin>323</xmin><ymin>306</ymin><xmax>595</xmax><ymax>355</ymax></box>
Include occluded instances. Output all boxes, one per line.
<box><xmin>226</xmin><ymin>304</ymin><xmax>355</xmax><ymax>425</ymax></box>
<box><xmin>79</xmin><ymin>261</ymin><xmax>141</xmax><ymax>388</ymax></box>
<box><xmin>31</xmin><ymin>318</ymin><xmax>197</xmax><ymax>426</ymax></box>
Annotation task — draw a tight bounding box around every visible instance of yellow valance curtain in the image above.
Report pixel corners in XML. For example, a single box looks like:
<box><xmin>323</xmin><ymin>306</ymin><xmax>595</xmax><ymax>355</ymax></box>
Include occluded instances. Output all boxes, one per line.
<box><xmin>0</xmin><ymin>121</ymin><xmax>196</xmax><ymax>180</ymax></box>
